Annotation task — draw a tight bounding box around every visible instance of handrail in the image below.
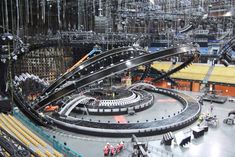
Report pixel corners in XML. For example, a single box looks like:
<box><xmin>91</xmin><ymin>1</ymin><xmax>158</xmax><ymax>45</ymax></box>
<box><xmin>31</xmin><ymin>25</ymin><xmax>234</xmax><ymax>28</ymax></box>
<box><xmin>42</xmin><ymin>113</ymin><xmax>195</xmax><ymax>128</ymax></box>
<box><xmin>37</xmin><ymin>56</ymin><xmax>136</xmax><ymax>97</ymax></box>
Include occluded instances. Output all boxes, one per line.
<box><xmin>13</xmin><ymin>108</ymin><xmax>83</xmax><ymax>157</ymax></box>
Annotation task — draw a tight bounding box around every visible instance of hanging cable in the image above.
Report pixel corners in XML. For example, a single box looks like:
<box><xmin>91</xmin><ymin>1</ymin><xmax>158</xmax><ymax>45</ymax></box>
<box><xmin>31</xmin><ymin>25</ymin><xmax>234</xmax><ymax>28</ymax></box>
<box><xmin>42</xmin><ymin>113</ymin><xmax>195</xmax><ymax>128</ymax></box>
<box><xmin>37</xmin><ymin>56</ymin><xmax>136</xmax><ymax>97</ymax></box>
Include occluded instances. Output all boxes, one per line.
<box><xmin>4</xmin><ymin>0</ymin><xmax>9</xmax><ymax>32</ymax></box>
<box><xmin>10</xmin><ymin>0</ymin><xmax>14</xmax><ymax>34</ymax></box>
<box><xmin>30</xmin><ymin>0</ymin><xmax>33</xmax><ymax>26</ymax></box>
<box><xmin>57</xmin><ymin>0</ymin><xmax>61</xmax><ymax>30</ymax></box>
<box><xmin>16</xmin><ymin>0</ymin><xmax>19</xmax><ymax>36</ymax></box>
<box><xmin>36</xmin><ymin>0</ymin><xmax>39</xmax><ymax>21</ymax></box>
<box><xmin>1</xmin><ymin>1</ymin><xmax>5</xmax><ymax>32</ymax></box>
<box><xmin>77</xmin><ymin>0</ymin><xmax>80</xmax><ymax>29</ymax></box>
<box><xmin>63</xmin><ymin>0</ymin><xmax>66</xmax><ymax>30</ymax></box>
<box><xmin>42</xmin><ymin>0</ymin><xmax>46</xmax><ymax>24</ymax></box>
<box><xmin>26</xmin><ymin>0</ymin><xmax>29</xmax><ymax>24</ymax></box>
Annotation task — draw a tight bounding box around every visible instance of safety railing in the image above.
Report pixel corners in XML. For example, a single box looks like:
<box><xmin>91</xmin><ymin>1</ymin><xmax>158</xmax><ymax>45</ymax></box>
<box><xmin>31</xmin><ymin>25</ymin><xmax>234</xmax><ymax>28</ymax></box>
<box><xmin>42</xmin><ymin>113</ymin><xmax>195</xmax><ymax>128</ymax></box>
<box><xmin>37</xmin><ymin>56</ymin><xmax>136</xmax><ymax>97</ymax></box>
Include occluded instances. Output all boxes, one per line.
<box><xmin>13</xmin><ymin>108</ymin><xmax>83</xmax><ymax>157</ymax></box>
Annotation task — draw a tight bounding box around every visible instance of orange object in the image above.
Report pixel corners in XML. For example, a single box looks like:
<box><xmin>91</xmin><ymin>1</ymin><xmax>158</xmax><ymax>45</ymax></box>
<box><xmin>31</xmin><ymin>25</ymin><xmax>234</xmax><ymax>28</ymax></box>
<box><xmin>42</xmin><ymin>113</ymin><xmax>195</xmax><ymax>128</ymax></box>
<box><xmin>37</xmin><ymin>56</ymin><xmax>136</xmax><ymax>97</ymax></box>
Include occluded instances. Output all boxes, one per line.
<box><xmin>66</xmin><ymin>54</ymin><xmax>89</xmax><ymax>73</ymax></box>
<box><xmin>44</xmin><ymin>105</ymin><xmax>59</xmax><ymax>112</ymax></box>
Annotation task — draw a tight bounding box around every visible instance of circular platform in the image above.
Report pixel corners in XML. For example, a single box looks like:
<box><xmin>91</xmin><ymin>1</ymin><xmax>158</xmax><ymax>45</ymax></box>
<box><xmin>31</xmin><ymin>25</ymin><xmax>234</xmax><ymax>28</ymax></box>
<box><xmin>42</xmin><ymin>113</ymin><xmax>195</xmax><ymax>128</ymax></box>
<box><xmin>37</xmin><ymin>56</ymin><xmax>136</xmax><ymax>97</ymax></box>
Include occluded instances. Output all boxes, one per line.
<box><xmin>59</xmin><ymin>88</ymin><xmax>154</xmax><ymax>115</ymax></box>
<box><xmin>48</xmin><ymin>87</ymin><xmax>201</xmax><ymax>137</ymax></box>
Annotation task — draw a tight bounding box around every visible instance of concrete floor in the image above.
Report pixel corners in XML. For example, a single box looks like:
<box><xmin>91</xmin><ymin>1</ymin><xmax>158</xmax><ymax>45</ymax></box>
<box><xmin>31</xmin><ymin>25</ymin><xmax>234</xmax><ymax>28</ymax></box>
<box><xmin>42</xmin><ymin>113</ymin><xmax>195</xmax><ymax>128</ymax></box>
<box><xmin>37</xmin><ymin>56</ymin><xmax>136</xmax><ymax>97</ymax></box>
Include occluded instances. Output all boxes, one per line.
<box><xmin>44</xmin><ymin>90</ymin><xmax>235</xmax><ymax>157</ymax></box>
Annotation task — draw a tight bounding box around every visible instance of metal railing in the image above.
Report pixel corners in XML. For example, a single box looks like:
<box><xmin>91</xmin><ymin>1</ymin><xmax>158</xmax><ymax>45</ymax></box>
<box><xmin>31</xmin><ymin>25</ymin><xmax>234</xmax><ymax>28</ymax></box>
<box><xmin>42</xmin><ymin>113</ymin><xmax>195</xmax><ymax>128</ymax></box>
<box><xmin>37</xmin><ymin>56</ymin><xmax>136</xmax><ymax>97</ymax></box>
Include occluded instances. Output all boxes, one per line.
<box><xmin>13</xmin><ymin>108</ymin><xmax>83</xmax><ymax>157</ymax></box>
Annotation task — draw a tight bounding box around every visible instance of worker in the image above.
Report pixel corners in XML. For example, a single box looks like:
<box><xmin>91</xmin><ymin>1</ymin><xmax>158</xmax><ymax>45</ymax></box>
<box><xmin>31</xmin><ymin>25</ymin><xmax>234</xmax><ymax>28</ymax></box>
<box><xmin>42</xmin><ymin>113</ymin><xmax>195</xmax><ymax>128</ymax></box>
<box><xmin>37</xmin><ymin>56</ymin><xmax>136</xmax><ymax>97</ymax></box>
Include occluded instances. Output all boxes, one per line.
<box><xmin>197</xmin><ymin>114</ymin><xmax>204</xmax><ymax>126</ymax></box>
<box><xmin>116</xmin><ymin>144</ymin><xmax>121</xmax><ymax>153</ymax></box>
<box><xmin>110</xmin><ymin>145</ymin><xmax>115</xmax><ymax>156</ymax></box>
<box><xmin>106</xmin><ymin>143</ymin><xmax>111</xmax><ymax>154</ymax></box>
<box><xmin>103</xmin><ymin>145</ymin><xmax>109</xmax><ymax>156</ymax></box>
<box><xmin>210</xmin><ymin>102</ymin><xmax>214</xmax><ymax>114</ymax></box>
<box><xmin>119</xmin><ymin>141</ymin><xmax>124</xmax><ymax>150</ymax></box>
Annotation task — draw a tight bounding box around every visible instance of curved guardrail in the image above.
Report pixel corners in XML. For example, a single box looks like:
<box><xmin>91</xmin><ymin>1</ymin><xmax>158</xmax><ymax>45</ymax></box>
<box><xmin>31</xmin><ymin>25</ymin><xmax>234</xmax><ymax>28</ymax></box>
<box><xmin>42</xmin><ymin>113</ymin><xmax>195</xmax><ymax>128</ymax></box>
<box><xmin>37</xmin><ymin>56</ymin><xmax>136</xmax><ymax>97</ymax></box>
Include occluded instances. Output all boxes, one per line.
<box><xmin>13</xmin><ymin>109</ymin><xmax>83</xmax><ymax>157</ymax></box>
<box><xmin>59</xmin><ymin>90</ymin><xmax>154</xmax><ymax>116</ymax></box>
<box><xmin>47</xmin><ymin>87</ymin><xmax>201</xmax><ymax>137</ymax></box>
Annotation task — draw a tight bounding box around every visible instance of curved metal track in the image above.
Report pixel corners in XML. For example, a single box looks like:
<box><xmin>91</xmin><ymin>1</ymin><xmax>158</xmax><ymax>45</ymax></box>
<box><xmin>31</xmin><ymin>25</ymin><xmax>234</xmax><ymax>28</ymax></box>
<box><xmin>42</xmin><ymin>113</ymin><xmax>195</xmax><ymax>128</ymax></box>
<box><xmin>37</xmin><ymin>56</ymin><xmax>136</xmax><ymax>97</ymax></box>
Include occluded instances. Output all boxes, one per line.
<box><xmin>152</xmin><ymin>54</ymin><xmax>198</xmax><ymax>82</ymax></box>
<box><xmin>35</xmin><ymin>44</ymin><xmax>199</xmax><ymax>110</ymax></box>
<box><xmin>150</xmin><ymin>68</ymin><xmax>178</xmax><ymax>85</ymax></box>
<box><xmin>47</xmin><ymin>87</ymin><xmax>201</xmax><ymax>137</ymax></box>
<box><xmin>59</xmin><ymin>96</ymin><xmax>95</xmax><ymax>116</ymax></box>
<box><xmin>140</xmin><ymin>64</ymin><xmax>151</xmax><ymax>81</ymax></box>
<box><xmin>12</xmin><ymin>89</ymin><xmax>49</xmax><ymax>127</ymax></box>
<box><xmin>41</xmin><ymin>46</ymin><xmax>142</xmax><ymax>95</ymax></box>
<box><xmin>12</xmin><ymin>44</ymin><xmax>199</xmax><ymax>126</ymax></box>
<box><xmin>131</xmin><ymin>68</ymin><xmax>177</xmax><ymax>85</ymax></box>
<box><xmin>128</xmin><ymin>83</ymin><xmax>157</xmax><ymax>90</ymax></box>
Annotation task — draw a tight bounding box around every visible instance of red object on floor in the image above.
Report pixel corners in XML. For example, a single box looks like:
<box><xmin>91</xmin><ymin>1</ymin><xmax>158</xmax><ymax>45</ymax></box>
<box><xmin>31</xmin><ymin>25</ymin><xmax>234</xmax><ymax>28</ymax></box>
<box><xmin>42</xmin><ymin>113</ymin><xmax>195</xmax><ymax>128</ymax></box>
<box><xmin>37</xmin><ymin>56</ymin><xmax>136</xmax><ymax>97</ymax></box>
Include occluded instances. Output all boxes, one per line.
<box><xmin>113</xmin><ymin>115</ymin><xmax>127</xmax><ymax>123</ymax></box>
<box><xmin>157</xmin><ymin>99</ymin><xmax>177</xmax><ymax>102</ymax></box>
